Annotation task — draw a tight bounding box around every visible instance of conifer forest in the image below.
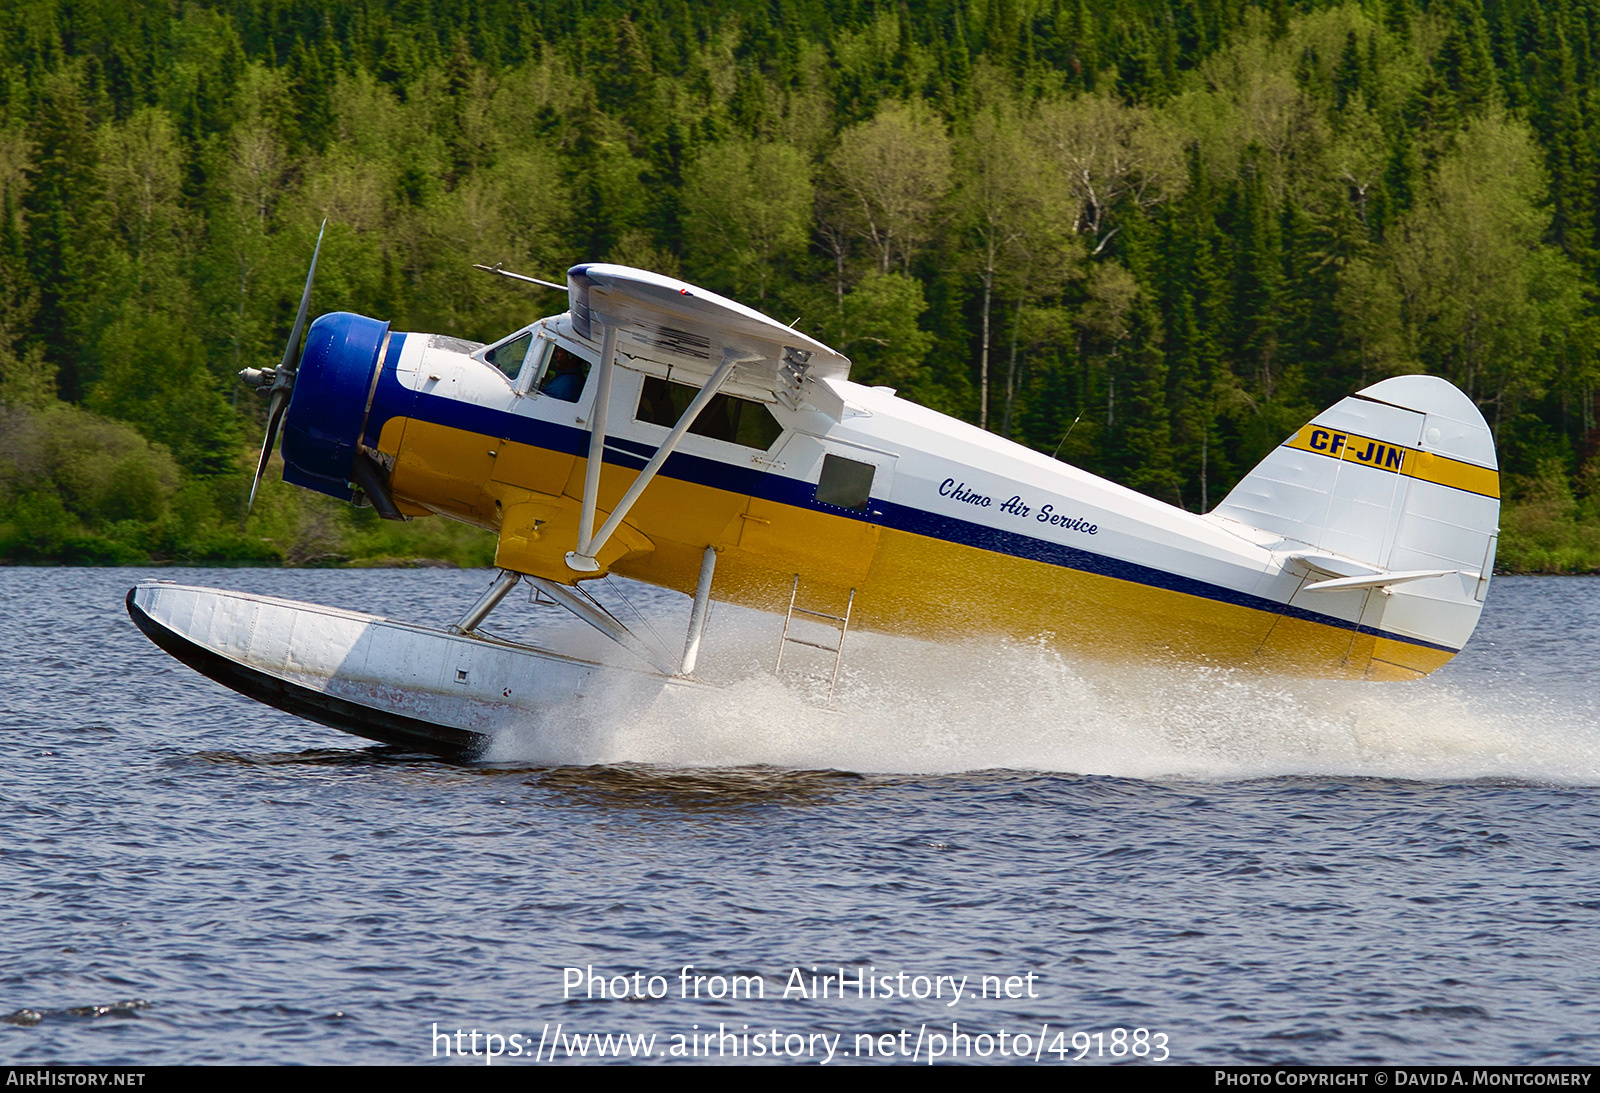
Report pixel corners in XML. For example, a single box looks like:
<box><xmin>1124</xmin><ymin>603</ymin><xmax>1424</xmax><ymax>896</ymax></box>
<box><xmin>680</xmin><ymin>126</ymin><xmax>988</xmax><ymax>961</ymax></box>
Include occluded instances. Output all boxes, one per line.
<box><xmin>2</xmin><ymin>0</ymin><xmax>1599</xmax><ymax>569</ymax></box>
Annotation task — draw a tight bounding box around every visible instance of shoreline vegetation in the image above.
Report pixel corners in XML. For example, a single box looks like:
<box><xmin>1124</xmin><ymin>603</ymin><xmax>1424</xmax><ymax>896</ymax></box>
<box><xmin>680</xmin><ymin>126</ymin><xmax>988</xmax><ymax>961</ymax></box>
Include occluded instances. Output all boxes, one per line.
<box><xmin>5</xmin><ymin>1</ymin><xmax>1600</xmax><ymax>573</ymax></box>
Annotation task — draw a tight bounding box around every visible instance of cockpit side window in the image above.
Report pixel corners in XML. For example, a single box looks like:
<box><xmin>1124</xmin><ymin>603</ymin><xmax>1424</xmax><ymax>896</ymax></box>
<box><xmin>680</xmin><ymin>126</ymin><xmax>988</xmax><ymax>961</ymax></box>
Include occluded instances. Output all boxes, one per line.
<box><xmin>539</xmin><ymin>344</ymin><xmax>591</xmax><ymax>402</ymax></box>
<box><xmin>484</xmin><ymin>332</ymin><xmax>534</xmax><ymax>378</ymax></box>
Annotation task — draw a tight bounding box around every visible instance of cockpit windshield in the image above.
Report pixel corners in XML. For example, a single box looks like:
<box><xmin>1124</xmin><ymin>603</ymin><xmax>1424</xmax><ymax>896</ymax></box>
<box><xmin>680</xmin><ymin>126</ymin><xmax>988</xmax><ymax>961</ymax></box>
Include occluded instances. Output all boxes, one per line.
<box><xmin>473</xmin><ymin>324</ymin><xmax>594</xmax><ymax>400</ymax></box>
<box><xmin>485</xmin><ymin>331</ymin><xmax>533</xmax><ymax>378</ymax></box>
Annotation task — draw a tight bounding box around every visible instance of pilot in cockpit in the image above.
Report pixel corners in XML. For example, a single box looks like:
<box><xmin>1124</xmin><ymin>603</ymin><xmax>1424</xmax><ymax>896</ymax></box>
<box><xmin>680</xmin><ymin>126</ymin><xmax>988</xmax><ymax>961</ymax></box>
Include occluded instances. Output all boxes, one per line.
<box><xmin>540</xmin><ymin>348</ymin><xmax>588</xmax><ymax>402</ymax></box>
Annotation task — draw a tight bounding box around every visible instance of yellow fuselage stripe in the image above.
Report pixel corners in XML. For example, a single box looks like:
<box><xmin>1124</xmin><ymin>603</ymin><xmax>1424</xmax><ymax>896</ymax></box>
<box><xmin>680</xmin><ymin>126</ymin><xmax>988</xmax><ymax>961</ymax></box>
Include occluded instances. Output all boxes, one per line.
<box><xmin>1284</xmin><ymin>424</ymin><xmax>1500</xmax><ymax>499</ymax></box>
<box><xmin>385</xmin><ymin>417</ymin><xmax>1454</xmax><ymax>681</ymax></box>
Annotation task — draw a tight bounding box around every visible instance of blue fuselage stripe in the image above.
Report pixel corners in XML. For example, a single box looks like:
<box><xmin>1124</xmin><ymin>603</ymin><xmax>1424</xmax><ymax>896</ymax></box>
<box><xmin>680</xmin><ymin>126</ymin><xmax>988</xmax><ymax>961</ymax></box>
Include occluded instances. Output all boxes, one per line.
<box><xmin>370</xmin><ymin>372</ymin><xmax>1459</xmax><ymax>656</ymax></box>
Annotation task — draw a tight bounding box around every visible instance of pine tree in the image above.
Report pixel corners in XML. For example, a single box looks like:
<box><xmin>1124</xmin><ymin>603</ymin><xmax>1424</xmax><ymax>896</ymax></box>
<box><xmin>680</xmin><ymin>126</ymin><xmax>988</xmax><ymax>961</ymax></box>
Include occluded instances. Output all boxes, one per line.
<box><xmin>1334</xmin><ymin>29</ymin><xmax>1362</xmax><ymax>111</ymax></box>
<box><xmin>1529</xmin><ymin>17</ymin><xmax>1598</xmax><ymax>278</ymax></box>
<box><xmin>1230</xmin><ymin>150</ymin><xmax>1284</xmax><ymax>404</ymax></box>
<box><xmin>22</xmin><ymin>69</ymin><xmax>105</xmax><ymax>402</ymax></box>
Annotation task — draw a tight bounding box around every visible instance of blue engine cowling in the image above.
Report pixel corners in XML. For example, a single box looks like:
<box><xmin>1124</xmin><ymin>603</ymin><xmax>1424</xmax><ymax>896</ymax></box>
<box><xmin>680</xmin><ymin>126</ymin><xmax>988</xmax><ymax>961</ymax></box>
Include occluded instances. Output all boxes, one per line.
<box><xmin>280</xmin><ymin>312</ymin><xmax>391</xmax><ymax>501</ymax></box>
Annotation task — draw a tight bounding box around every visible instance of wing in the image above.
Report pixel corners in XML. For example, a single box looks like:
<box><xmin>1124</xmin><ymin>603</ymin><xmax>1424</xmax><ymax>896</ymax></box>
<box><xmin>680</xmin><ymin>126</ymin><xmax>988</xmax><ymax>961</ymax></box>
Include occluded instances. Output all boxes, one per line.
<box><xmin>566</xmin><ymin>263</ymin><xmax>850</xmax><ymax>415</ymax></box>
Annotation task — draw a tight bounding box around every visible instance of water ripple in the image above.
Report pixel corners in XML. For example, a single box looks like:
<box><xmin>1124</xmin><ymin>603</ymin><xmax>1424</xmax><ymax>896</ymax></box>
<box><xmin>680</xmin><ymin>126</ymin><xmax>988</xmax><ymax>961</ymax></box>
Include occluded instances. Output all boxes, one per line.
<box><xmin>1</xmin><ymin>569</ymin><xmax>1599</xmax><ymax>1063</ymax></box>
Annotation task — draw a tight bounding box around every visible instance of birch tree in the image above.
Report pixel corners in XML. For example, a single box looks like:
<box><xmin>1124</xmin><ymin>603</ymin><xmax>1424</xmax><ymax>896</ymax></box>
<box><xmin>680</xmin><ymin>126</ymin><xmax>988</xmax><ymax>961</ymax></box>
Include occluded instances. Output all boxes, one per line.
<box><xmin>953</xmin><ymin>87</ymin><xmax>1046</xmax><ymax>430</ymax></box>
<box><xmin>1032</xmin><ymin>91</ymin><xmax>1185</xmax><ymax>257</ymax></box>
<box><xmin>1388</xmin><ymin>114</ymin><xmax>1584</xmax><ymax>428</ymax></box>
<box><xmin>826</xmin><ymin>98</ymin><xmax>952</xmax><ymax>275</ymax></box>
<box><xmin>681</xmin><ymin>139</ymin><xmax>813</xmax><ymax>303</ymax></box>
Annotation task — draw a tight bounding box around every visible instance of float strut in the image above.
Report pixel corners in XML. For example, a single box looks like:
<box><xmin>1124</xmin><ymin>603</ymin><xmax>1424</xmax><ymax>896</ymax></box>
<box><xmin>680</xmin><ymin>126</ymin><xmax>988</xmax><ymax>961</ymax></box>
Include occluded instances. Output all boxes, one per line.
<box><xmin>679</xmin><ymin>546</ymin><xmax>717</xmax><ymax>676</ymax></box>
<box><xmin>451</xmin><ymin>569</ymin><xmax>521</xmax><ymax>634</ymax></box>
<box><xmin>524</xmin><ymin>576</ymin><xmax>678</xmax><ymax>676</ymax></box>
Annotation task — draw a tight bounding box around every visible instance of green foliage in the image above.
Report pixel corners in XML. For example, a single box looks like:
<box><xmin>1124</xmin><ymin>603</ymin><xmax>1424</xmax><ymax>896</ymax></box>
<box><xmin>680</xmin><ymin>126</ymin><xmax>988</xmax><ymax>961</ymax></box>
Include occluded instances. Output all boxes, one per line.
<box><xmin>0</xmin><ymin>400</ymin><xmax>178</xmax><ymax>561</ymax></box>
<box><xmin>240</xmin><ymin>470</ymin><xmax>497</xmax><ymax>567</ymax></box>
<box><xmin>1498</xmin><ymin>464</ymin><xmax>1600</xmax><ymax>573</ymax></box>
<box><xmin>3</xmin><ymin>0</ymin><xmax>1600</xmax><ymax>570</ymax></box>
<box><xmin>681</xmin><ymin>138</ymin><xmax>813</xmax><ymax>302</ymax></box>
<box><xmin>87</xmin><ymin>306</ymin><xmax>240</xmax><ymax>475</ymax></box>
<box><xmin>834</xmin><ymin>269</ymin><xmax>937</xmax><ymax>391</ymax></box>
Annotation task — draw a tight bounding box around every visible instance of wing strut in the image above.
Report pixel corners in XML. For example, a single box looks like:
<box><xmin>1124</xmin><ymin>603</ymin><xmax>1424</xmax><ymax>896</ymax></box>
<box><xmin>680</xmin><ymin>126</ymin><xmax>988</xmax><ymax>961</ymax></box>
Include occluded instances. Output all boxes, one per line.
<box><xmin>570</xmin><ymin>323</ymin><xmax>620</xmax><ymax>571</ymax></box>
<box><xmin>565</xmin><ymin>345</ymin><xmax>754</xmax><ymax>573</ymax></box>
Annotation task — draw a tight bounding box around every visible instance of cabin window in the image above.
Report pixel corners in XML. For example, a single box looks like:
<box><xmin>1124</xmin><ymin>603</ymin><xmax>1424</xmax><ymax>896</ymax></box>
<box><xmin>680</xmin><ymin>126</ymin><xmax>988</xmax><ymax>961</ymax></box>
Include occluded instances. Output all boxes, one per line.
<box><xmin>815</xmin><ymin>454</ymin><xmax>875</xmax><ymax>512</ymax></box>
<box><xmin>634</xmin><ymin>376</ymin><xmax>784</xmax><ymax>450</ymax></box>
<box><xmin>484</xmin><ymin>332</ymin><xmax>533</xmax><ymax>378</ymax></box>
<box><xmin>539</xmin><ymin>344</ymin><xmax>590</xmax><ymax>402</ymax></box>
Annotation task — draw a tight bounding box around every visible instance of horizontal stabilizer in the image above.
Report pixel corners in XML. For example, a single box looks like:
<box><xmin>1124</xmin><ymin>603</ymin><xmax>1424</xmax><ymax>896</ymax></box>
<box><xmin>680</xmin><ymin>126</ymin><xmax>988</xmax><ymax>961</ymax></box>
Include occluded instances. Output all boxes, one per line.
<box><xmin>1283</xmin><ymin>550</ymin><xmax>1382</xmax><ymax>579</ymax></box>
<box><xmin>1301</xmin><ymin>569</ymin><xmax>1461</xmax><ymax>593</ymax></box>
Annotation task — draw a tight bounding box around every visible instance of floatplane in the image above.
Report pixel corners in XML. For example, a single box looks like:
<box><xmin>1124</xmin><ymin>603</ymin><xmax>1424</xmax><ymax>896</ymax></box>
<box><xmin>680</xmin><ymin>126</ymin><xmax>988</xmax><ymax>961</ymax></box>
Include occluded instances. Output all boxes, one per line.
<box><xmin>127</xmin><ymin>228</ymin><xmax>1501</xmax><ymax>759</ymax></box>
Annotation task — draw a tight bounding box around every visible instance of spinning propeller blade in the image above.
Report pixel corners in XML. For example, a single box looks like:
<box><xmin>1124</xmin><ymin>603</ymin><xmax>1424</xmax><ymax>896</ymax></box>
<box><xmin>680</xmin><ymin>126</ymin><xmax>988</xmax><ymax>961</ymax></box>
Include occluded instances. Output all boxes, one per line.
<box><xmin>248</xmin><ymin>385</ymin><xmax>291</xmax><ymax>512</ymax></box>
<box><xmin>246</xmin><ymin>220</ymin><xmax>327</xmax><ymax>514</ymax></box>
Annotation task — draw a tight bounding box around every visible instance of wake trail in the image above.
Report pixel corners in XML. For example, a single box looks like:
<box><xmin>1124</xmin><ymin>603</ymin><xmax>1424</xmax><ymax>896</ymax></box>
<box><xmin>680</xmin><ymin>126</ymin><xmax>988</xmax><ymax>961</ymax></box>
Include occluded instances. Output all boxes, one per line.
<box><xmin>480</xmin><ymin>613</ymin><xmax>1600</xmax><ymax>784</ymax></box>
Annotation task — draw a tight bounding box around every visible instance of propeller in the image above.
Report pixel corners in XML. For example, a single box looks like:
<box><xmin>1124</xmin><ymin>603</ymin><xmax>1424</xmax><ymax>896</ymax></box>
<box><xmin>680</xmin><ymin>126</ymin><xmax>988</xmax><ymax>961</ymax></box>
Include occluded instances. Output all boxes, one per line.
<box><xmin>240</xmin><ymin>220</ymin><xmax>327</xmax><ymax>514</ymax></box>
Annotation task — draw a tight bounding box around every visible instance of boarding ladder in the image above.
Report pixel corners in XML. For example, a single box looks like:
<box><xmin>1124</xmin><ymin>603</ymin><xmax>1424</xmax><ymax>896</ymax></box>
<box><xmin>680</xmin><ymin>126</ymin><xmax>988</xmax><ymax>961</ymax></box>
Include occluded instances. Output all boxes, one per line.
<box><xmin>774</xmin><ymin>575</ymin><xmax>855</xmax><ymax>700</ymax></box>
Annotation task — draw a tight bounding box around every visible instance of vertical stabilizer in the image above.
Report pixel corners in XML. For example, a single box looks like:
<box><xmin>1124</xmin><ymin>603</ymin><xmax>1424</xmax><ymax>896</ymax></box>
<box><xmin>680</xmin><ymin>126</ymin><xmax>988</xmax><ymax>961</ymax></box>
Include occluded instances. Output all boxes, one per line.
<box><xmin>1212</xmin><ymin>375</ymin><xmax>1499</xmax><ymax>676</ymax></box>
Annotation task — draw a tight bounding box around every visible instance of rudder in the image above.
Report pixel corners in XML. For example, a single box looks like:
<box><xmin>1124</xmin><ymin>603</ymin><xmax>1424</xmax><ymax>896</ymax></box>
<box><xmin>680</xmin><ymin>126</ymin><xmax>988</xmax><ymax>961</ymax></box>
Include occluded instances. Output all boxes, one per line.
<box><xmin>1211</xmin><ymin>375</ymin><xmax>1499</xmax><ymax>675</ymax></box>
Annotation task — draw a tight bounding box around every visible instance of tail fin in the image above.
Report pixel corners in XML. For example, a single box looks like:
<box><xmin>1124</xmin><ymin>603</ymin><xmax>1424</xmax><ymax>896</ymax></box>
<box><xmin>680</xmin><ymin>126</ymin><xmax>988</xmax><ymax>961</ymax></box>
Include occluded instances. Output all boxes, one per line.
<box><xmin>1212</xmin><ymin>375</ymin><xmax>1499</xmax><ymax>677</ymax></box>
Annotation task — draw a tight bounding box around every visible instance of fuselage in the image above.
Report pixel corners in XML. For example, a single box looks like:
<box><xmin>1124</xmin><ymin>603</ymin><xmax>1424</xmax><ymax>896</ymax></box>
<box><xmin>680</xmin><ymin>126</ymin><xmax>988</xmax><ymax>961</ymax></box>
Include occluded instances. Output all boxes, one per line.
<box><xmin>278</xmin><ymin>307</ymin><xmax>1482</xmax><ymax>682</ymax></box>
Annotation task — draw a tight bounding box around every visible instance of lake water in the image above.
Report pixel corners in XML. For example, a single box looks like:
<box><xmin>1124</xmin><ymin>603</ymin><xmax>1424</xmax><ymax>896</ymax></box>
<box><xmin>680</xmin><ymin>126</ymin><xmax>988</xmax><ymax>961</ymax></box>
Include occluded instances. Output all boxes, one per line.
<box><xmin>3</xmin><ymin>568</ymin><xmax>1598</xmax><ymax>1065</ymax></box>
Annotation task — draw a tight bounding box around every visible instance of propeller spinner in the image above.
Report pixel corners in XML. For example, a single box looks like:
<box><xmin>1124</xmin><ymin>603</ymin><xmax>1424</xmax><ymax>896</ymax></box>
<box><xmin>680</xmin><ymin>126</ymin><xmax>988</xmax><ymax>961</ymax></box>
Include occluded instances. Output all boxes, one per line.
<box><xmin>241</xmin><ymin>220</ymin><xmax>327</xmax><ymax>513</ymax></box>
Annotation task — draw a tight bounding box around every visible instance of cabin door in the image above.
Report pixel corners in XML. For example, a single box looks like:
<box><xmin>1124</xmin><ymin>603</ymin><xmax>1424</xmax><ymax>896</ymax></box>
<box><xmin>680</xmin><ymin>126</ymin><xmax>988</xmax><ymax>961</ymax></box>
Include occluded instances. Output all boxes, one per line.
<box><xmin>737</xmin><ymin>434</ymin><xmax>897</xmax><ymax>587</ymax></box>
